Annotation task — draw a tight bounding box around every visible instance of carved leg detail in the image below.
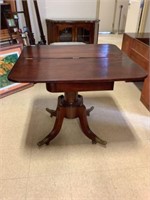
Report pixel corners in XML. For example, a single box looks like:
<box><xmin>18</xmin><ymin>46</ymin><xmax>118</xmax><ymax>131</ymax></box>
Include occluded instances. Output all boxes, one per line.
<box><xmin>37</xmin><ymin>109</ymin><xmax>64</xmax><ymax>147</ymax></box>
<box><xmin>78</xmin><ymin>106</ymin><xmax>107</xmax><ymax>146</ymax></box>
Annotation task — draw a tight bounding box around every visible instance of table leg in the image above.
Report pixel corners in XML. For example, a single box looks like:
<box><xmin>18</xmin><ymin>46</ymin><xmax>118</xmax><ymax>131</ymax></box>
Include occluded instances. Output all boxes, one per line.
<box><xmin>37</xmin><ymin>92</ymin><xmax>107</xmax><ymax>147</ymax></box>
<box><xmin>78</xmin><ymin>105</ymin><xmax>107</xmax><ymax>145</ymax></box>
<box><xmin>37</xmin><ymin>108</ymin><xmax>65</xmax><ymax>147</ymax></box>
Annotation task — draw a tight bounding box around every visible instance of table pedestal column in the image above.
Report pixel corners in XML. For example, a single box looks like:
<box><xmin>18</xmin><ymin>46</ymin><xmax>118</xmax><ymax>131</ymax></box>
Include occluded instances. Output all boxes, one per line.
<box><xmin>37</xmin><ymin>92</ymin><xmax>107</xmax><ymax>147</ymax></box>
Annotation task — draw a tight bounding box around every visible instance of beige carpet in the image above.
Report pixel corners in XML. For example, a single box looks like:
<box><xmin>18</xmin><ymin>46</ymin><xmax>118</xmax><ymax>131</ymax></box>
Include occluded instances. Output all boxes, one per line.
<box><xmin>0</xmin><ymin>34</ymin><xmax>150</xmax><ymax>200</ymax></box>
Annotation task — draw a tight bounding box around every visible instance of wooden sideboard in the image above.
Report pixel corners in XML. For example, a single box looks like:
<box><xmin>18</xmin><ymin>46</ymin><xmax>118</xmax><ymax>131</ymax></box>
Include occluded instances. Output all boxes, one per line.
<box><xmin>46</xmin><ymin>18</ymin><xmax>100</xmax><ymax>44</ymax></box>
<box><xmin>122</xmin><ymin>33</ymin><xmax>150</xmax><ymax>111</ymax></box>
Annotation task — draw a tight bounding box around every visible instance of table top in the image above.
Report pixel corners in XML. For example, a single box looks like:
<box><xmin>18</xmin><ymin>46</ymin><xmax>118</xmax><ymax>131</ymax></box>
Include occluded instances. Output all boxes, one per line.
<box><xmin>8</xmin><ymin>44</ymin><xmax>147</xmax><ymax>84</ymax></box>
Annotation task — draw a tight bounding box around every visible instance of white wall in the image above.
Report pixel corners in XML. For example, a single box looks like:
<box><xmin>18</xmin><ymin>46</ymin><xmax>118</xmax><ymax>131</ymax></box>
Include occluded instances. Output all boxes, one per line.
<box><xmin>125</xmin><ymin>0</ymin><xmax>142</xmax><ymax>32</ymax></box>
<box><xmin>45</xmin><ymin>0</ymin><xmax>97</xmax><ymax>19</ymax></box>
<box><xmin>99</xmin><ymin>0</ymin><xmax>128</xmax><ymax>33</ymax></box>
<box><xmin>16</xmin><ymin>0</ymin><xmax>97</xmax><ymax>44</ymax></box>
<box><xmin>15</xmin><ymin>0</ymin><xmax>149</xmax><ymax>44</ymax></box>
<box><xmin>114</xmin><ymin>0</ymin><xmax>129</xmax><ymax>33</ymax></box>
<box><xmin>99</xmin><ymin>0</ymin><xmax>115</xmax><ymax>32</ymax></box>
<box><xmin>144</xmin><ymin>3</ymin><xmax>150</xmax><ymax>32</ymax></box>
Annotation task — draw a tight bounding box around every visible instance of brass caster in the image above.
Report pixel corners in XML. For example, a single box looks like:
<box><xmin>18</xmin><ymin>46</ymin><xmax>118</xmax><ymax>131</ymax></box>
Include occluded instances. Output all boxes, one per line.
<box><xmin>95</xmin><ymin>137</ymin><xmax>107</xmax><ymax>146</ymax></box>
<box><xmin>37</xmin><ymin>138</ymin><xmax>51</xmax><ymax>147</ymax></box>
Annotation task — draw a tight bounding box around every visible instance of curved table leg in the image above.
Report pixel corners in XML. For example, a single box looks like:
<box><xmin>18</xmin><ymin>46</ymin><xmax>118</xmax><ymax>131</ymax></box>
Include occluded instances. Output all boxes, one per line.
<box><xmin>78</xmin><ymin>105</ymin><xmax>107</xmax><ymax>146</ymax></box>
<box><xmin>37</xmin><ymin>92</ymin><xmax>107</xmax><ymax>147</ymax></box>
<box><xmin>37</xmin><ymin>108</ymin><xmax>65</xmax><ymax>147</ymax></box>
<box><xmin>46</xmin><ymin>106</ymin><xmax>94</xmax><ymax>118</ymax></box>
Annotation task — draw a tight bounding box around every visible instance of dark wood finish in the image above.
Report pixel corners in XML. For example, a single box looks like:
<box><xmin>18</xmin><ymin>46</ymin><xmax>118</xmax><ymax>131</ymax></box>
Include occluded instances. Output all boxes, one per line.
<box><xmin>8</xmin><ymin>44</ymin><xmax>146</xmax><ymax>83</ymax></box>
<box><xmin>38</xmin><ymin>92</ymin><xmax>107</xmax><ymax>146</ymax></box>
<box><xmin>0</xmin><ymin>1</ymin><xmax>16</xmax><ymax>42</ymax></box>
<box><xmin>1</xmin><ymin>3</ymin><xmax>11</xmax><ymax>30</ymax></box>
<box><xmin>46</xmin><ymin>19</ymin><xmax>99</xmax><ymax>44</ymax></box>
<box><xmin>46</xmin><ymin>82</ymin><xmax>114</xmax><ymax>93</ymax></box>
<box><xmin>141</xmin><ymin>76</ymin><xmax>149</xmax><ymax>110</ymax></box>
<box><xmin>4</xmin><ymin>0</ymin><xmax>16</xmax><ymax>12</ymax></box>
<box><xmin>122</xmin><ymin>33</ymin><xmax>150</xmax><ymax>111</ymax></box>
<box><xmin>3</xmin><ymin>10</ymin><xmax>21</xmax><ymax>44</ymax></box>
<box><xmin>8</xmin><ymin>44</ymin><xmax>147</xmax><ymax>146</ymax></box>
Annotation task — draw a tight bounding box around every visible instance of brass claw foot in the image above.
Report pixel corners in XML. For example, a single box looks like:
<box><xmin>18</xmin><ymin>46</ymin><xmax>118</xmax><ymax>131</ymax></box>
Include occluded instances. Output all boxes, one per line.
<box><xmin>92</xmin><ymin>137</ymin><xmax>107</xmax><ymax>146</ymax></box>
<box><xmin>37</xmin><ymin>137</ymin><xmax>51</xmax><ymax>147</ymax></box>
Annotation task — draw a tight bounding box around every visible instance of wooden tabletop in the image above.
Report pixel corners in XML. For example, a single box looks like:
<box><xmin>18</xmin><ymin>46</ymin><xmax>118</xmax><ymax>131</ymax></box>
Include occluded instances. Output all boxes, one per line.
<box><xmin>8</xmin><ymin>44</ymin><xmax>147</xmax><ymax>83</ymax></box>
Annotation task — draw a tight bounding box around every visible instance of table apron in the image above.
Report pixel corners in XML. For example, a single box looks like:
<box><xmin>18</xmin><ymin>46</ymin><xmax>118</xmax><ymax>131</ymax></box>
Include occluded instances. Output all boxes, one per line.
<box><xmin>46</xmin><ymin>82</ymin><xmax>114</xmax><ymax>92</ymax></box>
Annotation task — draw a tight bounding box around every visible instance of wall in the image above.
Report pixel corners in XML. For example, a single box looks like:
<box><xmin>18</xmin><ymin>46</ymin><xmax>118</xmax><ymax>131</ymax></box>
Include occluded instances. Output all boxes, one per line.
<box><xmin>98</xmin><ymin>0</ymin><xmax>129</xmax><ymax>33</ymax></box>
<box><xmin>16</xmin><ymin>0</ymin><xmax>97</xmax><ymax>44</ymax></box>
<box><xmin>114</xmin><ymin>0</ymin><xmax>129</xmax><ymax>33</ymax></box>
<box><xmin>98</xmin><ymin>0</ymin><xmax>115</xmax><ymax>32</ymax></box>
<box><xmin>144</xmin><ymin>3</ymin><xmax>150</xmax><ymax>32</ymax></box>
<box><xmin>15</xmin><ymin>0</ymin><xmax>149</xmax><ymax>44</ymax></box>
<box><xmin>125</xmin><ymin>0</ymin><xmax>150</xmax><ymax>33</ymax></box>
<box><xmin>45</xmin><ymin>0</ymin><xmax>97</xmax><ymax>19</ymax></box>
<box><xmin>125</xmin><ymin>0</ymin><xmax>142</xmax><ymax>32</ymax></box>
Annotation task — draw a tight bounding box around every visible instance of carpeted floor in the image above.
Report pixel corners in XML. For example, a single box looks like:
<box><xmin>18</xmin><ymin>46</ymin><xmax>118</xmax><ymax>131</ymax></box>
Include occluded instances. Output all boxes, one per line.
<box><xmin>0</xmin><ymin>34</ymin><xmax>150</xmax><ymax>200</ymax></box>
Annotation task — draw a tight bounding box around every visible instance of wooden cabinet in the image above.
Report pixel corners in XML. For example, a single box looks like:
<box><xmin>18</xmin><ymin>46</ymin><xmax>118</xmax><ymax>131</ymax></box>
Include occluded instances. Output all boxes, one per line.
<box><xmin>122</xmin><ymin>33</ymin><xmax>150</xmax><ymax>111</ymax></box>
<box><xmin>46</xmin><ymin>19</ymin><xmax>100</xmax><ymax>44</ymax></box>
<box><xmin>0</xmin><ymin>0</ymin><xmax>17</xmax><ymax>42</ymax></box>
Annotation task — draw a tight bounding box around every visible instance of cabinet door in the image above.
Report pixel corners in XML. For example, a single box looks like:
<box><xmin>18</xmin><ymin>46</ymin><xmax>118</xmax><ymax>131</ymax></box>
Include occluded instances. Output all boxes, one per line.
<box><xmin>0</xmin><ymin>1</ymin><xmax>17</xmax><ymax>42</ymax></box>
<box><xmin>56</xmin><ymin>24</ymin><xmax>74</xmax><ymax>42</ymax></box>
<box><xmin>76</xmin><ymin>23</ymin><xmax>94</xmax><ymax>44</ymax></box>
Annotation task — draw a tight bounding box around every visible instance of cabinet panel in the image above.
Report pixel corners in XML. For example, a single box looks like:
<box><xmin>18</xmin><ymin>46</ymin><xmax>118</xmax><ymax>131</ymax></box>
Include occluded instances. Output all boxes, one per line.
<box><xmin>0</xmin><ymin>1</ymin><xmax>17</xmax><ymax>42</ymax></box>
<box><xmin>56</xmin><ymin>24</ymin><xmax>74</xmax><ymax>42</ymax></box>
<box><xmin>76</xmin><ymin>23</ymin><xmax>94</xmax><ymax>43</ymax></box>
<box><xmin>46</xmin><ymin>19</ymin><xmax>99</xmax><ymax>44</ymax></box>
<box><xmin>122</xmin><ymin>33</ymin><xmax>150</xmax><ymax>111</ymax></box>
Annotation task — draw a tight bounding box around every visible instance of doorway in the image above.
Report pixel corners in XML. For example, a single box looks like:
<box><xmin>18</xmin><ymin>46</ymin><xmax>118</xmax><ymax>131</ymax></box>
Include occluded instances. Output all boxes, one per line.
<box><xmin>98</xmin><ymin>0</ymin><xmax>129</xmax><ymax>33</ymax></box>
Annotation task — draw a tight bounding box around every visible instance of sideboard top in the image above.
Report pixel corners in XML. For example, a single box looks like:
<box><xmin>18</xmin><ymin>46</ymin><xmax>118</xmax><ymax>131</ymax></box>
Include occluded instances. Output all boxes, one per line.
<box><xmin>46</xmin><ymin>18</ymin><xmax>100</xmax><ymax>23</ymax></box>
<box><xmin>125</xmin><ymin>32</ymin><xmax>150</xmax><ymax>39</ymax></box>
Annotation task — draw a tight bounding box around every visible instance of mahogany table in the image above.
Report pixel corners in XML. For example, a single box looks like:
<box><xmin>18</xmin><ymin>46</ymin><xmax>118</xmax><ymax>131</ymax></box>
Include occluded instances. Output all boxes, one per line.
<box><xmin>8</xmin><ymin>44</ymin><xmax>147</xmax><ymax>146</ymax></box>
